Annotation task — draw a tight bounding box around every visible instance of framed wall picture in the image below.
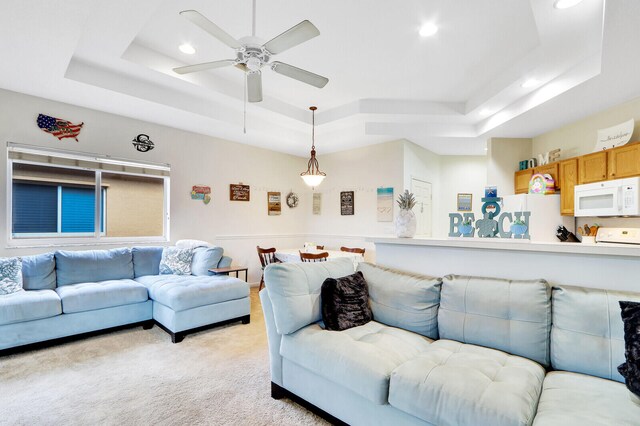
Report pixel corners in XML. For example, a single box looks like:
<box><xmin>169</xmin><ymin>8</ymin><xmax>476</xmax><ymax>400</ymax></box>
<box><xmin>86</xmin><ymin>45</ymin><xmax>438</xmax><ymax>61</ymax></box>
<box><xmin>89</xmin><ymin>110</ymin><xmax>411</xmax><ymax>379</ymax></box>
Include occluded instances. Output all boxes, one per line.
<box><xmin>267</xmin><ymin>192</ymin><xmax>281</xmax><ymax>216</ymax></box>
<box><xmin>376</xmin><ymin>187</ymin><xmax>393</xmax><ymax>222</ymax></box>
<box><xmin>457</xmin><ymin>193</ymin><xmax>473</xmax><ymax>211</ymax></box>
<box><xmin>340</xmin><ymin>191</ymin><xmax>354</xmax><ymax>216</ymax></box>
<box><xmin>312</xmin><ymin>192</ymin><xmax>321</xmax><ymax>215</ymax></box>
<box><xmin>230</xmin><ymin>184</ymin><xmax>250</xmax><ymax>201</ymax></box>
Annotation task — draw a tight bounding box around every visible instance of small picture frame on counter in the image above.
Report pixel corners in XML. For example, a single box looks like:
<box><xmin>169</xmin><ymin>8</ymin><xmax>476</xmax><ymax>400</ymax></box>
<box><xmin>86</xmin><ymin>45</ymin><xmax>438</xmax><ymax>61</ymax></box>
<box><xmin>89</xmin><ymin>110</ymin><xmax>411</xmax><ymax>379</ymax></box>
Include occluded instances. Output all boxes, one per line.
<box><xmin>457</xmin><ymin>193</ymin><xmax>473</xmax><ymax>211</ymax></box>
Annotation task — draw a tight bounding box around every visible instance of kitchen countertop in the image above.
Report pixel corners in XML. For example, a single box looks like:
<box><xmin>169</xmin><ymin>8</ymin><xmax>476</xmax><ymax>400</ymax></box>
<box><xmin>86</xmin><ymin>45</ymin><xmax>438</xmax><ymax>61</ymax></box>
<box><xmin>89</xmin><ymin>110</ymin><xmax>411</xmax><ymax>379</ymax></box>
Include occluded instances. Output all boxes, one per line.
<box><xmin>367</xmin><ymin>236</ymin><xmax>640</xmax><ymax>258</ymax></box>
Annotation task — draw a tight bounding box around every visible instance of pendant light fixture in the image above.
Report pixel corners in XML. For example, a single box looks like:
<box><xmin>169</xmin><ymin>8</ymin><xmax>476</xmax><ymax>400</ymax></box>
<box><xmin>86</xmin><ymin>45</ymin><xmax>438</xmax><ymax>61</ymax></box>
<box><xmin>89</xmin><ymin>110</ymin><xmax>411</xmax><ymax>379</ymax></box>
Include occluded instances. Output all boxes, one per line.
<box><xmin>300</xmin><ymin>106</ymin><xmax>326</xmax><ymax>188</ymax></box>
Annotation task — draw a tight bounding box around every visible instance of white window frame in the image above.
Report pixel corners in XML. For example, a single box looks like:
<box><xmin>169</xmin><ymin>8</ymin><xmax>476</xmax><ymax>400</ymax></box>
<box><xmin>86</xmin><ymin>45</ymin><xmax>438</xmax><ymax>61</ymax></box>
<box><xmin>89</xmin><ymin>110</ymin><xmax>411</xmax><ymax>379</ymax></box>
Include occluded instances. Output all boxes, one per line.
<box><xmin>6</xmin><ymin>143</ymin><xmax>170</xmax><ymax>248</ymax></box>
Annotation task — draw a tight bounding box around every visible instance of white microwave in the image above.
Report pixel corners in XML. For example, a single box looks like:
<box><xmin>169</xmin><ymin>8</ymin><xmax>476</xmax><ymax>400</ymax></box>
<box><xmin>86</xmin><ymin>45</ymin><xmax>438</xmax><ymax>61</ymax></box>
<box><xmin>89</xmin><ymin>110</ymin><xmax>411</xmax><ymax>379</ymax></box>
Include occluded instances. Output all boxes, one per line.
<box><xmin>574</xmin><ymin>177</ymin><xmax>640</xmax><ymax>217</ymax></box>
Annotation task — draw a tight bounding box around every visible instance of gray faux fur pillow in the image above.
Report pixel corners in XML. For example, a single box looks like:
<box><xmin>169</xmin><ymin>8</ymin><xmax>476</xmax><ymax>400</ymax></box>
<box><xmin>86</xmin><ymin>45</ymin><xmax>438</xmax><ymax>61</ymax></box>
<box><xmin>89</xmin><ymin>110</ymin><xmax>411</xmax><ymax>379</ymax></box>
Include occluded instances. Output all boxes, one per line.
<box><xmin>321</xmin><ymin>271</ymin><xmax>372</xmax><ymax>331</ymax></box>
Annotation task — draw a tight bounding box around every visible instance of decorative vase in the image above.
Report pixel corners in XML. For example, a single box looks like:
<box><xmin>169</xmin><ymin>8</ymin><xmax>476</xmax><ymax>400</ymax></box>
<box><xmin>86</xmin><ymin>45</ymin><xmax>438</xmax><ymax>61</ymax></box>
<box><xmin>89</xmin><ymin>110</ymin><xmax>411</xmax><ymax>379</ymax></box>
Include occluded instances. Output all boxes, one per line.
<box><xmin>395</xmin><ymin>209</ymin><xmax>417</xmax><ymax>238</ymax></box>
<box><xmin>459</xmin><ymin>224</ymin><xmax>474</xmax><ymax>236</ymax></box>
<box><xmin>511</xmin><ymin>224</ymin><xmax>527</xmax><ymax>236</ymax></box>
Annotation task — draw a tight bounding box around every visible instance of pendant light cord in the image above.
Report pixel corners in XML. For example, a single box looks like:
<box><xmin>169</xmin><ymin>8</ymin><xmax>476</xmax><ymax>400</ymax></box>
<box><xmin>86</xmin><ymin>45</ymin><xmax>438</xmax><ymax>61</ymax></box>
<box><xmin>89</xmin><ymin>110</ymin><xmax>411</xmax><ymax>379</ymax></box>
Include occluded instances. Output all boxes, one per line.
<box><xmin>311</xmin><ymin>108</ymin><xmax>315</xmax><ymax>150</ymax></box>
<box><xmin>252</xmin><ymin>0</ymin><xmax>256</xmax><ymax>36</ymax></box>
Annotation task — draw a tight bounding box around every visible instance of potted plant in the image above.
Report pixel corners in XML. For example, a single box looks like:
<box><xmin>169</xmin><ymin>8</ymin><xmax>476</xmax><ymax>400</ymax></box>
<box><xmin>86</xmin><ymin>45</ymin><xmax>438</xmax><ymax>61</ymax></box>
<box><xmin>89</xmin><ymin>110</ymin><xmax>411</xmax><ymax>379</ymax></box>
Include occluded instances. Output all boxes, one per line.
<box><xmin>511</xmin><ymin>217</ymin><xmax>528</xmax><ymax>236</ymax></box>
<box><xmin>395</xmin><ymin>190</ymin><xmax>417</xmax><ymax>238</ymax></box>
<box><xmin>459</xmin><ymin>218</ymin><xmax>474</xmax><ymax>236</ymax></box>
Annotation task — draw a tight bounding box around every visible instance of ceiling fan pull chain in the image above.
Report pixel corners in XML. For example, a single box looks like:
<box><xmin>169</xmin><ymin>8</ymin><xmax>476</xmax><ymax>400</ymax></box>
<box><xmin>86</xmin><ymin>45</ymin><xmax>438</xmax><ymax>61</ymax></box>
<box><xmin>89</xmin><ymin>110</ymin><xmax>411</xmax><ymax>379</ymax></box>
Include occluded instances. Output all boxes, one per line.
<box><xmin>251</xmin><ymin>0</ymin><xmax>257</xmax><ymax>37</ymax></box>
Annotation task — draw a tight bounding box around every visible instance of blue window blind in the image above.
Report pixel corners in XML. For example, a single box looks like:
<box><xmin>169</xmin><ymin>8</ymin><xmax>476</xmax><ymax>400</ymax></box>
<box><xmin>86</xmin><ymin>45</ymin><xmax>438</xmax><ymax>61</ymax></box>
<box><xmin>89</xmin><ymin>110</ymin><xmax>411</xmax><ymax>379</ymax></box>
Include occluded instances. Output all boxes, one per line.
<box><xmin>12</xmin><ymin>183</ymin><xmax>58</xmax><ymax>233</ymax></box>
<box><xmin>61</xmin><ymin>187</ymin><xmax>104</xmax><ymax>233</ymax></box>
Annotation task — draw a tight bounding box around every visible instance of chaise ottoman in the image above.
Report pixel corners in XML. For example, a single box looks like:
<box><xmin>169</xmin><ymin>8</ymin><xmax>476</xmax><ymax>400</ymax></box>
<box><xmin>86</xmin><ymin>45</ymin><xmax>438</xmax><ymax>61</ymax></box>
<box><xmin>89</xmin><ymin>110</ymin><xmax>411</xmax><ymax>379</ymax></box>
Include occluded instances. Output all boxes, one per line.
<box><xmin>135</xmin><ymin>274</ymin><xmax>250</xmax><ymax>342</ymax></box>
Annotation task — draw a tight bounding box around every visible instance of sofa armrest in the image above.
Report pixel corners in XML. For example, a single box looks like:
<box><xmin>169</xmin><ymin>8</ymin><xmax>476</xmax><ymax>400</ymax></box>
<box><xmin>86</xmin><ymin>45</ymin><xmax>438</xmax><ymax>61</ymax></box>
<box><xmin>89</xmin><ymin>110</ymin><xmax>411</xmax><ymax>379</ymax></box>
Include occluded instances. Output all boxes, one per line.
<box><xmin>217</xmin><ymin>256</ymin><xmax>232</xmax><ymax>268</ymax></box>
<box><xmin>260</xmin><ymin>288</ymin><xmax>283</xmax><ymax>386</ymax></box>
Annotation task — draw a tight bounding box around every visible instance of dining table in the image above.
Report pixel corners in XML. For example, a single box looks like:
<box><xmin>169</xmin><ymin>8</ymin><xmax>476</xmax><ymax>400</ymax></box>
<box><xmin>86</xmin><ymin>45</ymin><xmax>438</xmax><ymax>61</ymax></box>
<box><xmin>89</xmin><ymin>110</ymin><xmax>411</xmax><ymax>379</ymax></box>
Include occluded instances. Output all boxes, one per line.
<box><xmin>275</xmin><ymin>249</ymin><xmax>364</xmax><ymax>268</ymax></box>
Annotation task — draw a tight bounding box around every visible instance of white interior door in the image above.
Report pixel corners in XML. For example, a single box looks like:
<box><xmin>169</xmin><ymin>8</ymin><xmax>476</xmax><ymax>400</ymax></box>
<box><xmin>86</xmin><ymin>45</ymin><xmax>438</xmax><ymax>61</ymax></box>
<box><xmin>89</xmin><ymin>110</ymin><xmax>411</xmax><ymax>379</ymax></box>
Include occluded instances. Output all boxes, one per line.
<box><xmin>411</xmin><ymin>178</ymin><xmax>432</xmax><ymax>237</ymax></box>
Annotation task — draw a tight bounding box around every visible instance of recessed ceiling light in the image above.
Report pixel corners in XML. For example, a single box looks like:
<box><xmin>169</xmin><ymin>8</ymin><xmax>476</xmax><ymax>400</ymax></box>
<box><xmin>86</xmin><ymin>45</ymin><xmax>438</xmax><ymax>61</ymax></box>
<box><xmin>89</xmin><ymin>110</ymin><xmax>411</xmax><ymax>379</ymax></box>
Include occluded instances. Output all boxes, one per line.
<box><xmin>179</xmin><ymin>43</ymin><xmax>196</xmax><ymax>55</ymax></box>
<box><xmin>553</xmin><ymin>0</ymin><xmax>583</xmax><ymax>9</ymax></box>
<box><xmin>521</xmin><ymin>78</ymin><xmax>539</xmax><ymax>88</ymax></box>
<box><xmin>419</xmin><ymin>23</ymin><xmax>438</xmax><ymax>37</ymax></box>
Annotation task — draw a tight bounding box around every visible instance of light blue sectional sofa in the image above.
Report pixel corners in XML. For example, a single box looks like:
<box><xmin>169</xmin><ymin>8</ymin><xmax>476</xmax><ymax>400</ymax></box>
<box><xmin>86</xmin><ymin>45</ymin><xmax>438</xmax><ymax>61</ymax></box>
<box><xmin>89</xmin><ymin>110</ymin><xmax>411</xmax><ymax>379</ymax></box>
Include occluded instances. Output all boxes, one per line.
<box><xmin>0</xmin><ymin>246</ymin><xmax>249</xmax><ymax>352</ymax></box>
<box><xmin>261</xmin><ymin>258</ymin><xmax>640</xmax><ymax>426</ymax></box>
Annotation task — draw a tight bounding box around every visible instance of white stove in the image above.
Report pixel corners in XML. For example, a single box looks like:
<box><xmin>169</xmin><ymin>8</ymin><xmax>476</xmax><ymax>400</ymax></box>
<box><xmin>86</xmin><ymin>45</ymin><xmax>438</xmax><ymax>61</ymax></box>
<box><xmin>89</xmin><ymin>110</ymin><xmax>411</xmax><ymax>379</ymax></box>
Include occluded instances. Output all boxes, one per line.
<box><xmin>596</xmin><ymin>228</ymin><xmax>640</xmax><ymax>245</ymax></box>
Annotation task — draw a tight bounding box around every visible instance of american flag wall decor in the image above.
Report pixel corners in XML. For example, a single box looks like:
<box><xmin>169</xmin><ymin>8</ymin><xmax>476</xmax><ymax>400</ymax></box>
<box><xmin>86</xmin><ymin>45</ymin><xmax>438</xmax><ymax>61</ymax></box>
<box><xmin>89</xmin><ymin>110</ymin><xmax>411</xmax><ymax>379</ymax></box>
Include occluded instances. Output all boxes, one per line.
<box><xmin>36</xmin><ymin>114</ymin><xmax>84</xmax><ymax>141</ymax></box>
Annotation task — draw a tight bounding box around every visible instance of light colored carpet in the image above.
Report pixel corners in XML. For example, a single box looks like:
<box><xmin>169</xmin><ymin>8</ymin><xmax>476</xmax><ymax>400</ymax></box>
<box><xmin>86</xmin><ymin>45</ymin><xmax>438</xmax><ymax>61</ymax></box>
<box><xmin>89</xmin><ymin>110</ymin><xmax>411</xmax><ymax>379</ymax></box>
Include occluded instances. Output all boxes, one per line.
<box><xmin>0</xmin><ymin>289</ymin><xmax>328</xmax><ymax>426</ymax></box>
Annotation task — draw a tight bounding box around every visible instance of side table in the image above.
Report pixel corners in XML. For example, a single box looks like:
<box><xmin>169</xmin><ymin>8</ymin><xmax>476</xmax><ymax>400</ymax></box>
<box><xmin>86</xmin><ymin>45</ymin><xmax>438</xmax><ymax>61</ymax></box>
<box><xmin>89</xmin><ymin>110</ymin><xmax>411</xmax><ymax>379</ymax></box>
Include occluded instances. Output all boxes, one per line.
<box><xmin>209</xmin><ymin>266</ymin><xmax>248</xmax><ymax>282</ymax></box>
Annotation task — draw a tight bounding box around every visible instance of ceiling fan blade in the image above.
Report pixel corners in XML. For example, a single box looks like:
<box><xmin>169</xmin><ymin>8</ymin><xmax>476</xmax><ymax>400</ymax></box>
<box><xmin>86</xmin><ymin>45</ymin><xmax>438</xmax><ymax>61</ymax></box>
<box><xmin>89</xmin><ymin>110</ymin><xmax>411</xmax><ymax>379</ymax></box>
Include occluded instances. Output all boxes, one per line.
<box><xmin>173</xmin><ymin>60</ymin><xmax>236</xmax><ymax>75</ymax></box>
<box><xmin>247</xmin><ymin>71</ymin><xmax>263</xmax><ymax>103</ymax></box>
<box><xmin>263</xmin><ymin>20</ymin><xmax>320</xmax><ymax>55</ymax></box>
<box><xmin>180</xmin><ymin>10</ymin><xmax>241</xmax><ymax>49</ymax></box>
<box><xmin>270</xmin><ymin>61</ymin><xmax>328</xmax><ymax>88</ymax></box>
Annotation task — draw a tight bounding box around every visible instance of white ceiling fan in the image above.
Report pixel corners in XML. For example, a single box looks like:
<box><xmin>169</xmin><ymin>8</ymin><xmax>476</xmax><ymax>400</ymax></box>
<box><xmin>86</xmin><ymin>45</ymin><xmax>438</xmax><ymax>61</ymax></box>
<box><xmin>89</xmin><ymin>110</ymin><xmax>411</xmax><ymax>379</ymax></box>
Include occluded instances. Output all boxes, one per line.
<box><xmin>173</xmin><ymin>0</ymin><xmax>329</xmax><ymax>103</ymax></box>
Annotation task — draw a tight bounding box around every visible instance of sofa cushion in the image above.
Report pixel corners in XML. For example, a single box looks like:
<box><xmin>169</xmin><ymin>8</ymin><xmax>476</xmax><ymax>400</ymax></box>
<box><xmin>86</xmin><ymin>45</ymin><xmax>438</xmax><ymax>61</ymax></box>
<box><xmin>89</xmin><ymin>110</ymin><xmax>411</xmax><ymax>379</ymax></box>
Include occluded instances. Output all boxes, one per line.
<box><xmin>55</xmin><ymin>279</ymin><xmax>148</xmax><ymax>314</ymax></box>
<box><xmin>159</xmin><ymin>247</ymin><xmax>193</xmax><ymax>275</ymax></box>
<box><xmin>321</xmin><ymin>271</ymin><xmax>372</xmax><ymax>331</ymax></box>
<box><xmin>21</xmin><ymin>253</ymin><xmax>56</xmax><ymax>290</ymax></box>
<box><xmin>55</xmin><ymin>248</ymin><xmax>134</xmax><ymax>286</ymax></box>
<box><xmin>264</xmin><ymin>257</ymin><xmax>356</xmax><ymax>335</ymax></box>
<box><xmin>389</xmin><ymin>339</ymin><xmax>545</xmax><ymax>426</ymax></box>
<box><xmin>357</xmin><ymin>262</ymin><xmax>441</xmax><ymax>339</ymax></box>
<box><xmin>191</xmin><ymin>246</ymin><xmax>224</xmax><ymax>276</ymax></box>
<box><xmin>131</xmin><ymin>246</ymin><xmax>163</xmax><ymax>277</ymax></box>
<box><xmin>0</xmin><ymin>289</ymin><xmax>61</xmax><ymax>325</ymax></box>
<box><xmin>135</xmin><ymin>275</ymin><xmax>248</xmax><ymax>311</ymax></box>
<box><xmin>551</xmin><ymin>285</ymin><xmax>640</xmax><ymax>383</ymax></box>
<box><xmin>280</xmin><ymin>321</ymin><xmax>433</xmax><ymax>405</ymax></box>
<box><xmin>0</xmin><ymin>257</ymin><xmax>23</xmax><ymax>295</ymax></box>
<box><xmin>533</xmin><ymin>371</ymin><xmax>640</xmax><ymax>426</ymax></box>
<box><xmin>438</xmin><ymin>274</ymin><xmax>551</xmax><ymax>366</ymax></box>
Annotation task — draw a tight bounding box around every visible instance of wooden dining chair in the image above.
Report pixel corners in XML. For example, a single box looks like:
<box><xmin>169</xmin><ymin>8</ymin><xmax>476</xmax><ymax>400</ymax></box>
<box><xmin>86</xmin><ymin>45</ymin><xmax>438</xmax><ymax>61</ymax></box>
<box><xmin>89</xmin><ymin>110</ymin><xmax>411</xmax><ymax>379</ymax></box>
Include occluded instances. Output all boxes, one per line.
<box><xmin>257</xmin><ymin>246</ymin><xmax>280</xmax><ymax>291</ymax></box>
<box><xmin>299</xmin><ymin>251</ymin><xmax>329</xmax><ymax>262</ymax></box>
<box><xmin>340</xmin><ymin>246</ymin><xmax>366</xmax><ymax>256</ymax></box>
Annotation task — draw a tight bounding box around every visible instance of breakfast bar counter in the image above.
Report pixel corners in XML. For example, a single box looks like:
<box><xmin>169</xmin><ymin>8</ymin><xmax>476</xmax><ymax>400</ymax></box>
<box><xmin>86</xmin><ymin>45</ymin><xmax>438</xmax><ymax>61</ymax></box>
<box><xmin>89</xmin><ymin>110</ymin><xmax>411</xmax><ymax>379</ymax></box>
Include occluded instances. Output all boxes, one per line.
<box><xmin>367</xmin><ymin>236</ymin><xmax>640</xmax><ymax>292</ymax></box>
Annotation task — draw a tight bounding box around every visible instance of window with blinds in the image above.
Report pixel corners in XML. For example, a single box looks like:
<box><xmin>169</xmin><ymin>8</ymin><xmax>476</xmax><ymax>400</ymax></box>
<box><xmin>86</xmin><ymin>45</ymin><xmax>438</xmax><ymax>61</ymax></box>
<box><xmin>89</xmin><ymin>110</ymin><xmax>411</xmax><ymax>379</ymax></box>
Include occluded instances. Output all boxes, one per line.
<box><xmin>7</xmin><ymin>143</ymin><xmax>170</xmax><ymax>244</ymax></box>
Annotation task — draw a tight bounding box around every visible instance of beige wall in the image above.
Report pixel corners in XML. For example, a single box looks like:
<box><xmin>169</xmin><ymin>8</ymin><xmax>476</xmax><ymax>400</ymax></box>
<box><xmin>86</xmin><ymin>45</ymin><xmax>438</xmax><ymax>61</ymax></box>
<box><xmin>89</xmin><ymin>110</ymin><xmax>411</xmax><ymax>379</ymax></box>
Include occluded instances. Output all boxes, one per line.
<box><xmin>306</xmin><ymin>140</ymin><xmax>405</xmax><ymax>258</ymax></box>
<box><xmin>0</xmin><ymin>88</ymin><xmax>309</xmax><ymax>284</ymax></box>
<box><xmin>533</xmin><ymin>95</ymin><xmax>640</xmax><ymax>159</ymax></box>
<box><xmin>487</xmin><ymin>137</ymin><xmax>532</xmax><ymax>195</ymax></box>
<box><xmin>438</xmin><ymin>155</ymin><xmax>487</xmax><ymax>236</ymax></box>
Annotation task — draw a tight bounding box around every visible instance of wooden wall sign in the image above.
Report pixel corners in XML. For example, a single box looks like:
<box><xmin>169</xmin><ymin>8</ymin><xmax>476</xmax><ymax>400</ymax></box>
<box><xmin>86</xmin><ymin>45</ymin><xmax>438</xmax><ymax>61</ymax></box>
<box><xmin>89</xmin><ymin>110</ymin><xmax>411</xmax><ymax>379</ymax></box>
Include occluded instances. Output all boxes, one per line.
<box><xmin>230</xmin><ymin>184</ymin><xmax>250</xmax><ymax>201</ymax></box>
<box><xmin>340</xmin><ymin>191</ymin><xmax>354</xmax><ymax>216</ymax></box>
<box><xmin>191</xmin><ymin>185</ymin><xmax>211</xmax><ymax>205</ymax></box>
<box><xmin>267</xmin><ymin>192</ymin><xmax>281</xmax><ymax>216</ymax></box>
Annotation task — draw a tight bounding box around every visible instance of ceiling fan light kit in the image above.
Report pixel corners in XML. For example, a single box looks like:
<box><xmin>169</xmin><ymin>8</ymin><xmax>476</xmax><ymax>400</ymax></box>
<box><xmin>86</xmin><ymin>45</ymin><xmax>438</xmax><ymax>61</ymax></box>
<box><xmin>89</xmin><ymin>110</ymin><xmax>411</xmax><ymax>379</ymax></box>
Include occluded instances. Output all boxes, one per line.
<box><xmin>173</xmin><ymin>4</ymin><xmax>329</xmax><ymax>103</ymax></box>
<box><xmin>301</xmin><ymin>106</ymin><xmax>326</xmax><ymax>188</ymax></box>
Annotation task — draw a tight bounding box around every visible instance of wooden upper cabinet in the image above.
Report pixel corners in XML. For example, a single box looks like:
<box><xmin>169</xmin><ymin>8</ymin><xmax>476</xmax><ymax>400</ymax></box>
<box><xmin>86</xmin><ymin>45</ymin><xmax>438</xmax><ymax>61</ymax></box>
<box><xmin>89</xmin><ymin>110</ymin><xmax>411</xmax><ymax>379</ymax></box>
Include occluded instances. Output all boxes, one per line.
<box><xmin>514</xmin><ymin>169</ymin><xmax>533</xmax><ymax>194</ymax></box>
<box><xmin>608</xmin><ymin>143</ymin><xmax>640</xmax><ymax>180</ymax></box>
<box><xmin>578</xmin><ymin>151</ymin><xmax>608</xmax><ymax>184</ymax></box>
<box><xmin>533</xmin><ymin>162</ymin><xmax>560</xmax><ymax>190</ymax></box>
<box><xmin>559</xmin><ymin>158</ymin><xmax>578</xmax><ymax>216</ymax></box>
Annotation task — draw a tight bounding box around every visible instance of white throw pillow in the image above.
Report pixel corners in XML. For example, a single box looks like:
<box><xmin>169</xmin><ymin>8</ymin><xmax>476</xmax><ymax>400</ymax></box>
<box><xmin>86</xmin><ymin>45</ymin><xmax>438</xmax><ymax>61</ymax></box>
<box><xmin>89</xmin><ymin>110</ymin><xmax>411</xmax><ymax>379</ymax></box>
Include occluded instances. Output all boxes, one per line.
<box><xmin>159</xmin><ymin>247</ymin><xmax>194</xmax><ymax>275</ymax></box>
<box><xmin>175</xmin><ymin>239</ymin><xmax>212</xmax><ymax>249</ymax></box>
<box><xmin>0</xmin><ymin>257</ymin><xmax>23</xmax><ymax>295</ymax></box>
